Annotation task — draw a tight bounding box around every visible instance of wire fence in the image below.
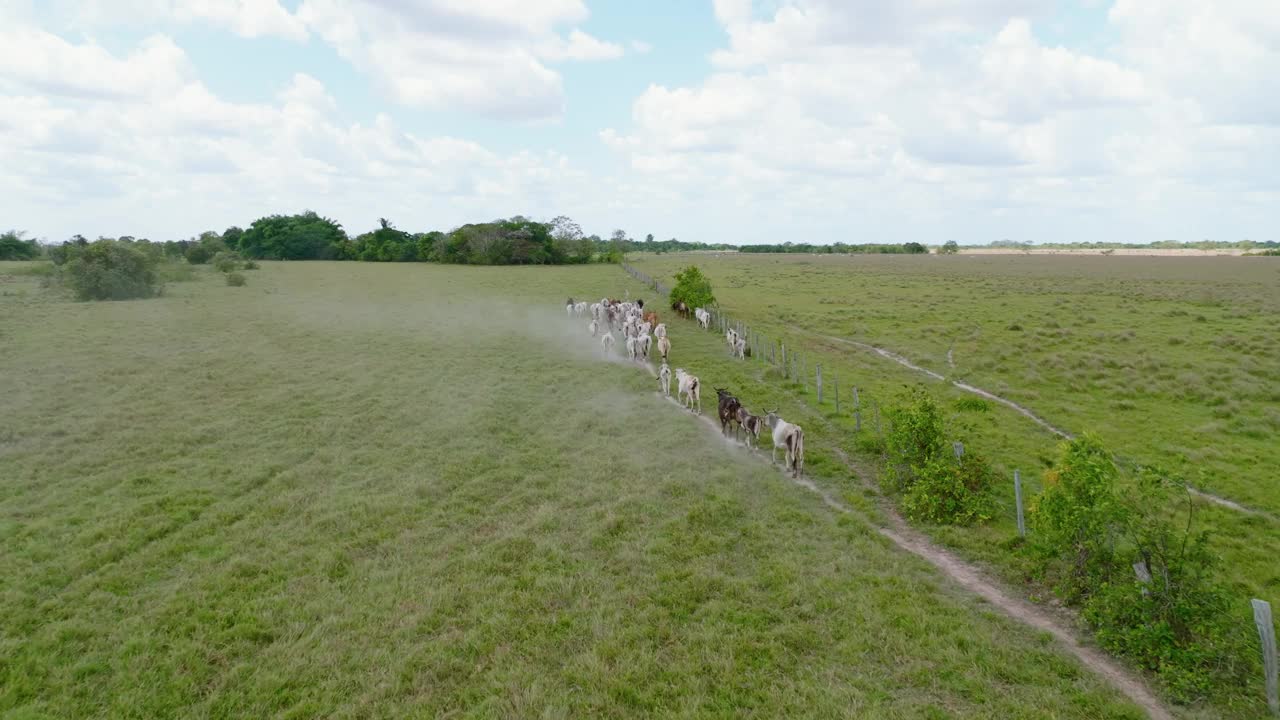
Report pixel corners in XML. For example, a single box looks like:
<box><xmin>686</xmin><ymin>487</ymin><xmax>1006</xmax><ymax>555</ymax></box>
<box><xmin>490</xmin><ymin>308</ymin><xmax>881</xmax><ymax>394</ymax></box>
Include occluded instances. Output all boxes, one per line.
<box><xmin>622</xmin><ymin>260</ymin><xmax>1279</xmax><ymax>709</ymax></box>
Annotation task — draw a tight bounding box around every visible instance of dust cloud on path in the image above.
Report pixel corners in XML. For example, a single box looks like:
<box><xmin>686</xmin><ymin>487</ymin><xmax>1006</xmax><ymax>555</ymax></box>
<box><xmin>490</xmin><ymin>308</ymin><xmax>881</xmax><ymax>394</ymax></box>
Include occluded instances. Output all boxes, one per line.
<box><xmin>610</xmin><ymin>350</ymin><xmax>1174</xmax><ymax>720</ymax></box>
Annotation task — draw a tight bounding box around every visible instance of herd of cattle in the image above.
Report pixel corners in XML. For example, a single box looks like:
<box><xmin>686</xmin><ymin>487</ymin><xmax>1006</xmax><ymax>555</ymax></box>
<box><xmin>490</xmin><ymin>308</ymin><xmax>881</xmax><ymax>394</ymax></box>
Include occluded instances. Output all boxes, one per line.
<box><xmin>566</xmin><ymin>296</ymin><xmax>805</xmax><ymax>478</ymax></box>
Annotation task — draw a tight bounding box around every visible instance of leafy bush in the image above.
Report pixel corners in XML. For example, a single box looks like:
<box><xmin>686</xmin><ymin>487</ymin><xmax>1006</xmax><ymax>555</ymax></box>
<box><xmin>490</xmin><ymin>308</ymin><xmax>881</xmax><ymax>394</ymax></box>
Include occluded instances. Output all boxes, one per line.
<box><xmin>1028</xmin><ymin>434</ymin><xmax>1124</xmax><ymax>600</ymax></box>
<box><xmin>64</xmin><ymin>239</ymin><xmax>160</xmax><ymax>301</ymax></box>
<box><xmin>882</xmin><ymin>385</ymin><xmax>992</xmax><ymax>524</ymax></box>
<box><xmin>243</xmin><ymin>259</ymin><xmax>259</xmax><ymax>270</ymax></box>
<box><xmin>939</xmin><ymin>240</ymin><xmax>960</xmax><ymax>255</ymax></box>
<box><xmin>1028</xmin><ymin>439</ymin><xmax>1250</xmax><ymax>702</ymax></box>
<box><xmin>225</xmin><ymin>272</ymin><xmax>247</xmax><ymax>287</ymax></box>
<box><xmin>185</xmin><ymin>243</ymin><xmax>214</xmax><ymax>265</ymax></box>
<box><xmin>669</xmin><ymin>265</ymin><xmax>716</xmax><ymax>312</ymax></box>
<box><xmin>212</xmin><ymin>251</ymin><xmax>243</xmax><ymax>273</ymax></box>
<box><xmin>901</xmin><ymin>452</ymin><xmax>994</xmax><ymax>525</ymax></box>
<box><xmin>0</xmin><ymin>230</ymin><xmax>40</xmax><ymax>260</ymax></box>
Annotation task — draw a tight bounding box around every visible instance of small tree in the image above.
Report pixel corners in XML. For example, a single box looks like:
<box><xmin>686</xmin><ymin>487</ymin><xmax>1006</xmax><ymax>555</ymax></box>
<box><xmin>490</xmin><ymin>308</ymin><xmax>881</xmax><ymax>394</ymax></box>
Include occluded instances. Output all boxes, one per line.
<box><xmin>940</xmin><ymin>240</ymin><xmax>960</xmax><ymax>254</ymax></box>
<box><xmin>669</xmin><ymin>265</ymin><xmax>715</xmax><ymax>310</ymax></box>
<box><xmin>64</xmin><ymin>239</ymin><xmax>161</xmax><ymax>301</ymax></box>
<box><xmin>0</xmin><ymin>230</ymin><xmax>39</xmax><ymax>260</ymax></box>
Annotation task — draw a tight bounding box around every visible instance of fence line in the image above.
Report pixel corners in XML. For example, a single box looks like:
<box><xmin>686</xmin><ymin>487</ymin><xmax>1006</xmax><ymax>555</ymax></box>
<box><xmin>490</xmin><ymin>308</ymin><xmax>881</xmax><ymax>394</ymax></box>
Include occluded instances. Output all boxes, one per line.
<box><xmin>619</xmin><ymin>261</ymin><xmax>1274</xmax><ymax>709</ymax></box>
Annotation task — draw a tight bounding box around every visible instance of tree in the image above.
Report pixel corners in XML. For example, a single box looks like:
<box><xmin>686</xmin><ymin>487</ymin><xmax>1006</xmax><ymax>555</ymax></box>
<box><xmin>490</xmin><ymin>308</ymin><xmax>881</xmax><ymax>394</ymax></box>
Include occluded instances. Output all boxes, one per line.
<box><xmin>645</xmin><ymin>233</ymin><xmax>654</xmax><ymax>244</ymax></box>
<box><xmin>64</xmin><ymin>239</ymin><xmax>161</xmax><ymax>301</ymax></box>
<box><xmin>0</xmin><ymin>230</ymin><xmax>39</xmax><ymax>260</ymax></box>
<box><xmin>670</xmin><ymin>265</ymin><xmax>715</xmax><ymax>310</ymax></box>
<box><xmin>940</xmin><ymin>240</ymin><xmax>960</xmax><ymax>254</ymax></box>
<box><xmin>238</xmin><ymin>211</ymin><xmax>347</xmax><ymax>260</ymax></box>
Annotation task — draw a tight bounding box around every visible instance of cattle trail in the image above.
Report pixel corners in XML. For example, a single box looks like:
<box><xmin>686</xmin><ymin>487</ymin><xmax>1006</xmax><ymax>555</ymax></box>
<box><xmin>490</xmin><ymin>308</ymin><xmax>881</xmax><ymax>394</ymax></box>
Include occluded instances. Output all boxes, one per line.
<box><xmin>579</xmin><ymin>309</ymin><xmax>1172</xmax><ymax>719</ymax></box>
<box><xmin>813</xmin><ymin>331</ymin><xmax>1278</xmax><ymax>521</ymax></box>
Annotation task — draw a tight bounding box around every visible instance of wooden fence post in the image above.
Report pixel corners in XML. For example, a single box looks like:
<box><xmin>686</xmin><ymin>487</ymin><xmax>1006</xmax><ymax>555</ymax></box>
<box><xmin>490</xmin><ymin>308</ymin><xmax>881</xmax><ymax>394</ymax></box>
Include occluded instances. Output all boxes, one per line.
<box><xmin>834</xmin><ymin>376</ymin><xmax>840</xmax><ymax>414</ymax></box>
<box><xmin>782</xmin><ymin>344</ymin><xmax>788</xmax><ymax>378</ymax></box>
<box><xmin>816</xmin><ymin>364</ymin><xmax>823</xmax><ymax>404</ymax></box>
<box><xmin>1255</xmin><ymin>598</ymin><xmax>1279</xmax><ymax>716</ymax></box>
<box><xmin>854</xmin><ymin>387</ymin><xmax>861</xmax><ymax>431</ymax></box>
<box><xmin>1014</xmin><ymin>469</ymin><xmax>1025</xmax><ymax>538</ymax></box>
<box><xmin>953</xmin><ymin>442</ymin><xmax>964</xmax><ymax>460</ymax></box>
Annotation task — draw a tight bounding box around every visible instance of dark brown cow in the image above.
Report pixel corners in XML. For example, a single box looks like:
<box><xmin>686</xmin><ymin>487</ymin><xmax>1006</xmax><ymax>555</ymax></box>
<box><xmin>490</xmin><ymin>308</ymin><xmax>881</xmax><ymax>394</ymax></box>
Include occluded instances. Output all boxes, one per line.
<box><xmin>715</xmin><ymin>388</ymin><xmax>741</xmax><ymax>437</ymax></box>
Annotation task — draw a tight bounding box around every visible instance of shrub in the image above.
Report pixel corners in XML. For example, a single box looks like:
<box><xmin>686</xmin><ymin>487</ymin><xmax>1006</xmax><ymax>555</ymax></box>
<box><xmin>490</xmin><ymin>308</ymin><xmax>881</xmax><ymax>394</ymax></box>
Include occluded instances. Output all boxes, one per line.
<box><xmin>669</xmin><ymin>265</ymin><xmax>716</xmax><ymax>311</ymax></box>
<box><xmin>882</xmin><ymin>385</ymin><xmax>992</xmax><ymax>525</ymax></box>
<box><xmin>64</xmin><ymin>239</ymin><xmax>160</xmax><ymax>301</ymax></box>
<box><xmin>1087</xmin><ymin>470</ymin><xmax>1250</xmax><ymax>702</ymax></box>
<box><xmin>225</xmin><ymin>272</ymin><xmax>247</xmax><ymax>287</ymax></box>
<box><xmin>212</xmin><ymin>251</ymin><xmax>243</xmax><ymax>273</ymax></box>
<box><xmin>243</xmin><ymin>259</ymin><xmax>259</xmax><ymax>270</ymax></box>
<box><xmin>0</xmin><ymin>230</ymin><xmax>40</xmax><ymax>260</ymax></box>
<box><xmin>1028</xmin><ymin>434</ymin><xmax>1123</xmax><ymax>600</ymax></box>
<box><xmin>185</xmin><ymin>243</ymin><xmax>214</xmax><ymax>265</ymax></box>
<box><xmin>954</xmin><ymin>397</ymin><xmax>990</xmax><ymax>412</ymax></box>
<box><xmin>939</xmin><ymin>240</ymin><xmax>959</xmax><ymax>255</ymax></box>
<box><xmin>1028</xmin><ymin>441</ymin><xmax>1250</xmax><ymax>703</ymax></box>
<box><xmin>901</xmin><ymin>452</ymin><xmax>994</xmax><ymax>525</ymax></box>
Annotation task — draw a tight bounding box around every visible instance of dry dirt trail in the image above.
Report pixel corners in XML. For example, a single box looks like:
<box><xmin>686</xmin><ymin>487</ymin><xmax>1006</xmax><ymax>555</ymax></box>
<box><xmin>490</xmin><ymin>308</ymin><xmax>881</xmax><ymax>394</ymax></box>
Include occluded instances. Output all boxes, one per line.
<box><xmin>812</xmin><ymin>332</ymin><xmax>1278</xmax><ymax>523</ymax></box>
<box><xmin>630</xmin><ymin>359</ymin><xmax>1174</xmax><ymax>720</ymax></box>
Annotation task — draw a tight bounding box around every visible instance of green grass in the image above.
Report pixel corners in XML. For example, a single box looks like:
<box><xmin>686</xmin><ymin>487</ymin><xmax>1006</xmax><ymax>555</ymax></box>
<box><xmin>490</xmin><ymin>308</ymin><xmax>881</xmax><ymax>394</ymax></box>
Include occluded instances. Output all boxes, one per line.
<box><xmin>628</xmin><ymin>252</ymin><xmax>1280</xmax><ymax>717</ymax></box>
<box><xmin>0</xmin><ymin>261</ymin><xmax>1148</xmax><ymax>718</ymax></box>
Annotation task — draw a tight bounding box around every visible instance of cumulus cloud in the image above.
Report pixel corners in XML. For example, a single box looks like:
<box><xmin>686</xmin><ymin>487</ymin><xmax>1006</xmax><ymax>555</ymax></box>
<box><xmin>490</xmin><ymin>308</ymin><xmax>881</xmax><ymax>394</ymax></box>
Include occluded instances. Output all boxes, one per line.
<box><xmin>296</xmin><ymin>0</ymin><xmax>624</xmax><ymax>120</ymax></box>
<box><xmin>0</xmin><ymin>20</ymin><xmax>594</xmax><ymax>241</ymax></box>
<box><xmin>598</xmin><ymin>1</ymin><xmax>1279</xmax><ymax>242</ymax></box>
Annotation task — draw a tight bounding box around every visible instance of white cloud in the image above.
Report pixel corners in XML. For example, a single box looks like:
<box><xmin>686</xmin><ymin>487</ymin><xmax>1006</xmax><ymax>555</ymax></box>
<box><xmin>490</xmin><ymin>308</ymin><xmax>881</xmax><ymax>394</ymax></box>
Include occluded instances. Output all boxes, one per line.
<box><xmin>296</xmin><ymin>0</ymin><xmax>623</xmax><ymax>120</ymax></box>
<box><xmin>597</xmin><ymin>1</ymin><xmax>1279</xmax><ymax>242</ymax></box>
<box><xmin>0</xmin><ymin>23</ymin><xmax>595</xmax><ymax>241</ymax></box>
<box><xmin>67</xmin><ymin>0</ymin><xmax>307</xmax><ymax>40</ymax></box>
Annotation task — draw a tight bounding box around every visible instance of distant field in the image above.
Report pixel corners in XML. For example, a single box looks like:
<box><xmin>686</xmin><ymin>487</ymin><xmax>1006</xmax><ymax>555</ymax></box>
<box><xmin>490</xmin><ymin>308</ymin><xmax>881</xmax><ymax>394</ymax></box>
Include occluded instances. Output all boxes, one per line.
<box><xmin>628</xmin><ymin>252</ymin><xmax>1280</xmax><ymax>684</ymax></box>
<box><xmin>0</xmin><ymin>261</ymin><xmax>1147</xmax><ymax>718</ymax></box>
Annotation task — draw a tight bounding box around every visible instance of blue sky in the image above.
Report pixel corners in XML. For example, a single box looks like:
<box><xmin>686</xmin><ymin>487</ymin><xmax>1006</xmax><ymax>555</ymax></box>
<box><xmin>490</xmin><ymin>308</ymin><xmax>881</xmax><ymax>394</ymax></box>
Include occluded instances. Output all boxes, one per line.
<box><xmin>1</xmin><ymin>1</ymin><xmax>1276</xmax><ymax>244</ymax></box>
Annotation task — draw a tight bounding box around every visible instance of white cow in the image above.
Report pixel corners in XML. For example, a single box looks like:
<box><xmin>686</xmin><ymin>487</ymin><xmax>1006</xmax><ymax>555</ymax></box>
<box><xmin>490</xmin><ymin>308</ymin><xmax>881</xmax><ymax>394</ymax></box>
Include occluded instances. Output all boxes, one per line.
<box><xmin>601</xmin><ymin>331</ymin><xmax>616</xmax><ymax>356</ymax></box>
<box><xmin>676</xmin><ymin>368</ymin><xmax>701</xmax><ymax>414</ymax></box>
<box><xmin>588</xmin><ymin>320</ymin><xmax>599</xmax><ymax>337</ymax></box>
<box><xmin>574</xmin><ymin>302</ymin><xmax>588</xmax><ymax>317</ymax></box>
<box><xmin>657</xmin><ymin>335</ymin><xmax>671</xmax><ymax>361</ymax></box>
<box><xmin>654</xmin><ymin>323</ymin><xmax>667</xmax><ymax>339</ymax></box>
<box><xmin>733</xmin><ymin>336</ymin><xmax>747</xmax><ymax>359</ymax></box>
<box><xmin>764</xmin><ymin>410</ymin><xmax>805</xmax><ymax>478</ymax></box>
<box><xmin>658</xmin><ymin>362</ymin><xmax>672</xmax><ymax>397</ymax></box>
<box><xmin>695</xmin><ymin>308</ymin><xmax>711</xmax><ymax>330</ymax></box>
<box><xmin>726</xmin><ymin>328</ymin><xmax>738</xmax><ymax>349</ymax></box>
<box><xmin>625</xmin><ymin>336</ymin><xmax>639</xmax><ymax>361</ymax></box>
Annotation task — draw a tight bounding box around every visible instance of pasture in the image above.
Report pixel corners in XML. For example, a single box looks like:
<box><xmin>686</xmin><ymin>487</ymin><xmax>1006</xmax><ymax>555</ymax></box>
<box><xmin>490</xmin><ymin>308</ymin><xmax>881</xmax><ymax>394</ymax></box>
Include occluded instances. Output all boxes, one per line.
<box><xmin>0</xmin><ymin>261</ymin><xmax>1151</xmax><ymax>718</ymax></box>
<box><xmin>628</xmin><ymin>251</ymin><xmax>1280</xmax><ymax>715</ymax></box>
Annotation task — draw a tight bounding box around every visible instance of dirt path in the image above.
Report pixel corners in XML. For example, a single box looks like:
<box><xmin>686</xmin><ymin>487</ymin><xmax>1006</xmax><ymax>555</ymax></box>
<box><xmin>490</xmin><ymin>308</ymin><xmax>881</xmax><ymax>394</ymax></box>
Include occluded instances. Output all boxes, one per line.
<box><xmin>814</xmin><ymin>332</ymin><xmax>1279</xmax><ymax>522</ymax></box>
<box><xmin>815</xmin><ymin>333</ymin><xmax>1072</xmax><ymax>439</ymax></box>
<box><xmin>652</xmin><ymin>382</ymin><xmax>1173</xmax><ymax>719</ymax></box>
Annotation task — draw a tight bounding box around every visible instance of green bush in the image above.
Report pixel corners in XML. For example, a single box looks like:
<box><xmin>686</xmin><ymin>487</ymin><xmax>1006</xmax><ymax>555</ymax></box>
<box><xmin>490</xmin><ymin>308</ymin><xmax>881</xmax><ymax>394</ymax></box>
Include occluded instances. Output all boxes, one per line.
<box><xmin>1028</xmin><ymin>434</ymin><xmax>1123</xmax><ymax>600</ymax></box>
<box><xmin>939</xmin><ymin>240</ymin><xmax>959</xmax><ymax>255</ymax></box>
<box><xmin>669</xmin><ymin>265</ymin><xmax>716</xmax><ymax>311</ymax></box>
<box><xmin>243</xmin><ymin>259</ymin><xmax>259</xmax><ymax>270</ymax></box>
<box><xmin>185</xmin><ymin>243</ymin><xmax>214</xmax><ymax>265</ymax></box>
<box><xmin>225</xmin><ymin>272</ymin><xmax>247</xmax><ymax>287</ymax></box>
<box><xmin>1028</xmin><ymin>439</ymin><xmax>1250</xmax><ymax>703</ymax></box>
<box><xmin>212</xmin><ymin>251</ymin><xmax>243</xmax><ymax>273</ymax></box>
<box><xmin>0</xmin><ymin>230</ymin><xmax>40</xmax><ymax>260</ymax></box>
<box><xmin>901</xmin><ymin>452</ymin><xmax>993</xmax><ymax>525</ymax></box>
<box><xmin>882</xmin><ymin>385</ymin><xmax>992</xmax><ymax>524</ymax></box>
<box><xmin>64</xmin><ymin>239</ymin><xmax>160</xmax><ymax>301</ymax></box>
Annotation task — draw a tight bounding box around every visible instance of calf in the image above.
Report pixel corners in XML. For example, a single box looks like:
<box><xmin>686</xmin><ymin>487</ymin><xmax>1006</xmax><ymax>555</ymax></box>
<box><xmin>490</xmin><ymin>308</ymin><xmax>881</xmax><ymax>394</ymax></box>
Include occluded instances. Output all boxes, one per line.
<box><xmin>658</xmin><ymin>361</ymin><xmax>672</xmax><ymax>397</ymax></box>
<box><xmin>715</xmin><ymin>388</ymin><xmax>741</xmax><ymax>437</ymax></box>
<box><xmin>736</xmin><ymin>407</ymin><xmax>765</xmax><ymax>449</ymax></box>
<box><xmin>676</xmin><ymin>369</ymin><xmax>701</xmax><ymax>414</ymax></box>
<box><xmin>763</xmin><ymin>410</ymin><xmax>805</xmax><ymax>478</ymax></box>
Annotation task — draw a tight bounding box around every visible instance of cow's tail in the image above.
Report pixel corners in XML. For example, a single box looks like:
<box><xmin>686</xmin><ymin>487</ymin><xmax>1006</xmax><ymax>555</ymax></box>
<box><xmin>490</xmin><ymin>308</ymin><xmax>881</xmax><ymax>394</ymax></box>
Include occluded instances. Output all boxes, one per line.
<box><xmin>794</xmin><ymin>427</ymin><xmax>805</xmax><ymax>476</ymax></box>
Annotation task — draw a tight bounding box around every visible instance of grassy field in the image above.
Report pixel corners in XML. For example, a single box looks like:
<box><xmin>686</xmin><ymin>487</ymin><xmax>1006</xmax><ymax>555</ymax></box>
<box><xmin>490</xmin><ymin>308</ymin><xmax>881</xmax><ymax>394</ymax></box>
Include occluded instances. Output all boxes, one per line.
<box><xmin>0</xmin><ymin>260</ymin><xmax>1154</xmax><ymax>718</ymax></box>
<box><xmin>627</xmin><ymin>251</ymin><xmax>1280</xmax><ymax>716</ymax></box>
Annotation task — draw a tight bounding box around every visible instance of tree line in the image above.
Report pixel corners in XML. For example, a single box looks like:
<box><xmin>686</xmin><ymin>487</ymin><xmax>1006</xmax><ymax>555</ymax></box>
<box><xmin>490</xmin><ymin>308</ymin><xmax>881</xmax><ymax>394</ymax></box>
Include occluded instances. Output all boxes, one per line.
<box><xmin>739</xmin><ymin>241</ymin><xmax>929</xmax><ymax>254</ymax></box>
